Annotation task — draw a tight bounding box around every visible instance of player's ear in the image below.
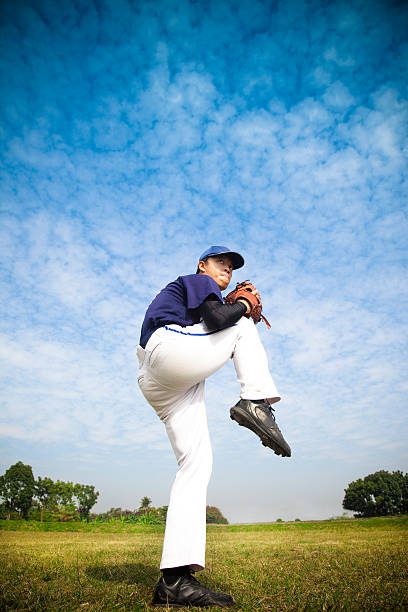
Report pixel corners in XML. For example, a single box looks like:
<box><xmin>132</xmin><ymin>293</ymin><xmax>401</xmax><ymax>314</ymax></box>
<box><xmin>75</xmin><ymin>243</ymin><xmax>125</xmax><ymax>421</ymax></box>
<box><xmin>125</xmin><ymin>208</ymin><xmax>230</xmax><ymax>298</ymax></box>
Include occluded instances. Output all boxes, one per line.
<box><xmin>197</xmin><ymin>259</ymin><xmax>207</xmax><ymax>274</ymax></box>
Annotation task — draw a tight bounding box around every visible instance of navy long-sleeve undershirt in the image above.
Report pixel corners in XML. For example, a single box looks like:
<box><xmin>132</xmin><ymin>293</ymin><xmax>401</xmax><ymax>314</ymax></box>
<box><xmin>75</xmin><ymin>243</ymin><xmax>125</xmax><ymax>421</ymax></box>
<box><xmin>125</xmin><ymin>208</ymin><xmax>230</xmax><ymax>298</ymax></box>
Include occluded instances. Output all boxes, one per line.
<box><xmin>198</xmin><ymin>296</ymin><xmax>247</xmax><ymax>331</ymax></box>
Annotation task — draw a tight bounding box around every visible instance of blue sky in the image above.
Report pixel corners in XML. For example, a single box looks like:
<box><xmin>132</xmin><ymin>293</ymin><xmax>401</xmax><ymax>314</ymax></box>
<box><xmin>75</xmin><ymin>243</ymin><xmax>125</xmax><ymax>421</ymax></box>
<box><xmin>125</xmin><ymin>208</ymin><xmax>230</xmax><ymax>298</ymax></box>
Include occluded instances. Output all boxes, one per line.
<box><xmin>1</xmin><ymin>0</ymin><xmax>407</xmax><ymax>523</ymax></box>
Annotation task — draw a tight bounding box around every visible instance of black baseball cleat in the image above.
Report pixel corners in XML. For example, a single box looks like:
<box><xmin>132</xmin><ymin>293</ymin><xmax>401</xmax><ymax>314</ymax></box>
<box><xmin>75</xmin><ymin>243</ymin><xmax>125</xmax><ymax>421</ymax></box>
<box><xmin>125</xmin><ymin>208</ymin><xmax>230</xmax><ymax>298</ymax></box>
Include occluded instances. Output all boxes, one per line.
<box><xmin>230</xmin><ymin>399</ymin><xmax>291</xmax><ymax>457</ymax></box>
<box><xmin>152</xmin><ymin>570</ymin><xmax>235</xmax><ymax>608</ymax></box>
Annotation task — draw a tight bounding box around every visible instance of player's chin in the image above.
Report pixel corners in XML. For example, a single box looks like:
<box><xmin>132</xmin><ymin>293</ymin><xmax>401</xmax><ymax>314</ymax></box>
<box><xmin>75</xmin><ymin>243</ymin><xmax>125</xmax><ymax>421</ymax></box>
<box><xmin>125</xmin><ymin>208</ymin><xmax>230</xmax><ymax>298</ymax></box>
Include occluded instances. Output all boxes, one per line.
<box><xmin>219</xmin><ymin>279</ymin><xmax>230</xmax><ymax>291</ymax></box>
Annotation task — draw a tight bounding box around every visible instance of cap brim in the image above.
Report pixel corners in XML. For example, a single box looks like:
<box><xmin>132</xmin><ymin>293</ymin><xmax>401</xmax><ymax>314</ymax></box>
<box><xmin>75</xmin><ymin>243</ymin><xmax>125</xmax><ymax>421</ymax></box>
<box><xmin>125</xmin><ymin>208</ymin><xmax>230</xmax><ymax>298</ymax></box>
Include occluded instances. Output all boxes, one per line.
<box><xmin>220</xmin><ymin>251</ymin><xmax>244</xmax><ymax>270</ymax></box>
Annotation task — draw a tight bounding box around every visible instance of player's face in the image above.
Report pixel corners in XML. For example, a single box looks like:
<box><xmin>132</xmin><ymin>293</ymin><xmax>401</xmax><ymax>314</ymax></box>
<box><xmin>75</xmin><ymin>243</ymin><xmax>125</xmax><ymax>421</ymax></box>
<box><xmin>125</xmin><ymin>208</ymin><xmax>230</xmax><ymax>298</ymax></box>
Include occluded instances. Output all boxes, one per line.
<box><xmin>198</xmin><ymin>255</ymin><xmax>233</xmax><ymax>290</ymax></box>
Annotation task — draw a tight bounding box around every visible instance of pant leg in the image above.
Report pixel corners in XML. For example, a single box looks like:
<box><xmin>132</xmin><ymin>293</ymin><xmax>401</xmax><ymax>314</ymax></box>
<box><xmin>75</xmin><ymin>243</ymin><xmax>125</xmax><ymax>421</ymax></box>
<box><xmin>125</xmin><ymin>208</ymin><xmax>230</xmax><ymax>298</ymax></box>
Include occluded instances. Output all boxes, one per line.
<box><xmin>138</xmin><ymin>350</ymin><xmax>212</xmax><ymax>571</ymax></box>
<box><xmin>230</xmin><ymin>316</ymin><xmax>280</xmax><ymax>401</ymax></box>
<box><xmin>160</xmin><ymin>381</ymin><xmax>212</xmax><ymax>571</ymax></box>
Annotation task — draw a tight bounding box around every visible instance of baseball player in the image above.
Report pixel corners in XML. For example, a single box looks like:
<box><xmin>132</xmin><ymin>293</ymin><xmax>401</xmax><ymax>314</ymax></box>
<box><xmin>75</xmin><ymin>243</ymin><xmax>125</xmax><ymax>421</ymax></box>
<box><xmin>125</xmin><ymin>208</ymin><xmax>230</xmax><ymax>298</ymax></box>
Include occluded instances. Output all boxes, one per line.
<box><xmin>137</xmin><ymin>246</ymin><xmax>291</xmax><ymax>608</ymax></box>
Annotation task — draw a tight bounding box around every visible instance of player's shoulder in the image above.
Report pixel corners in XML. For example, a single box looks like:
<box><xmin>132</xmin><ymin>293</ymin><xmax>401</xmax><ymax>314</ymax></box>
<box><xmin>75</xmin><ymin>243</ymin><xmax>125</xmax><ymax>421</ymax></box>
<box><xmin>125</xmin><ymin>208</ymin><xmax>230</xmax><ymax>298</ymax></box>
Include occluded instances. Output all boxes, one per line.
<box><xmin>180</xmin><ymin>274</ymin><xmax>218</xmax><ymax>288</ymax></box>
<box><xmin>162</xmin><ymin>275</ymin><xmax>199</xmax><ymax>289</ymax></box>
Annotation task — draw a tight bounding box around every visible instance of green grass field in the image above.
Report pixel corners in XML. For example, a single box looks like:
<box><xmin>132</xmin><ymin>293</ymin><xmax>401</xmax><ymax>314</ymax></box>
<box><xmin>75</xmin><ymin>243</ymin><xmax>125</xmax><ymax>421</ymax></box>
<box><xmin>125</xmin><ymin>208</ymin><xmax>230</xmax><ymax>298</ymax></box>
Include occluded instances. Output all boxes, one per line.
<box><xmin>1</xmin><ymin>517</ymin><xmax>407</xmax><ymax>610</ymax></box>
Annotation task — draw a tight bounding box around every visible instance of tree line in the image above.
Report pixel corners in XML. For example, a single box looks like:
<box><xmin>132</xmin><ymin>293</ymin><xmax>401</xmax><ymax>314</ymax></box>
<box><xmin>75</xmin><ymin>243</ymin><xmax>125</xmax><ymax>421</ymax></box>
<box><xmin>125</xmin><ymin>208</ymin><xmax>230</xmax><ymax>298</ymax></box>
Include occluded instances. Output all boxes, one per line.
<box><xmin>0</xmin><ymin>463</ymin><xmax>229</xmax><ymax>524</ymax></box>
<box><xmin>2</xmin><ymin>462</ymin><xmax>406</xmax><ymax>523</ymax></box>
<box><xmin>0</xmin><ymin>461</ymin><xmax>99</xmax><ymax>521</ymax></box>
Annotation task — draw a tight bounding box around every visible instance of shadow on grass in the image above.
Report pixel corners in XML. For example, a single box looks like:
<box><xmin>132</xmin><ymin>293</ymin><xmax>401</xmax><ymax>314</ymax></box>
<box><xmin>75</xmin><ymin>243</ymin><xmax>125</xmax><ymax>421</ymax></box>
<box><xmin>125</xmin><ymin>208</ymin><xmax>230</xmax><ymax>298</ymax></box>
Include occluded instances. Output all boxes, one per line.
<box><xmin>86</xmin><ymin>563</ymin><xmax>234</xmax><ymax>599</ymax></box>
<box><xmin>86</xmin><ymin>562</ymin><xmax>158</xmax><ymax>585</ymax></box>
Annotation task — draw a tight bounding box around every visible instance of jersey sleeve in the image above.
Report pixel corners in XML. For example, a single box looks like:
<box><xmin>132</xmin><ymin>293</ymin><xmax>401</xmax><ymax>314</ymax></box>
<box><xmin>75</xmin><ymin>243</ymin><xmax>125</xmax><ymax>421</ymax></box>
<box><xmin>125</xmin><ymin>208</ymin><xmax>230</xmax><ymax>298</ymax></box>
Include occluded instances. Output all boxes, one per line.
<box><xmin>182</xmin><ymin>274</ymin><xmax>223</xmax><ymax>310</ymax></box>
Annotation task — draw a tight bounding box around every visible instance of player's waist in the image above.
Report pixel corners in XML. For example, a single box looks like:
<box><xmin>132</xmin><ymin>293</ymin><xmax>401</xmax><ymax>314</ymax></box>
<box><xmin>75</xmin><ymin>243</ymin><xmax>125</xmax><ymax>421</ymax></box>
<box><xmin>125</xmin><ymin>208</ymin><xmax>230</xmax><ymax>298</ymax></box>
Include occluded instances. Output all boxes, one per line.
<box><xmin>142</xmin><ymin>321</ymin><xmax>220</xmax><ymax>348</ymax></box>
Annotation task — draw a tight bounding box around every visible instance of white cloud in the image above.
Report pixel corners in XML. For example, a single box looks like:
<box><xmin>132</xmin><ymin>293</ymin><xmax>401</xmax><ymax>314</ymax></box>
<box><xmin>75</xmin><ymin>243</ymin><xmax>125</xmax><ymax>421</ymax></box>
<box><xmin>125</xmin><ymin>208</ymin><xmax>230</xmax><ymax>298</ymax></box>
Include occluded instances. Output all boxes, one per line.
<box><xmin>323</xmin><ymin>81</ymin><xmax>355</xmax><ymax>110</ymax></box>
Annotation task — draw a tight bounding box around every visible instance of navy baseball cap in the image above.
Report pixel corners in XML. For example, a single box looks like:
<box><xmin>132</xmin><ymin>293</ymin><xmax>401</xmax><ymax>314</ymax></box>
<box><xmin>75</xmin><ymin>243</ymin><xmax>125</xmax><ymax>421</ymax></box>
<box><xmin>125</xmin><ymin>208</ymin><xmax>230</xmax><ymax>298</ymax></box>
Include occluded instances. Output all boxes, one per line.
<box><xmin>198</xmin><ymin>245</ymin><xmax>244</xmax><ymax>270</ymax></box>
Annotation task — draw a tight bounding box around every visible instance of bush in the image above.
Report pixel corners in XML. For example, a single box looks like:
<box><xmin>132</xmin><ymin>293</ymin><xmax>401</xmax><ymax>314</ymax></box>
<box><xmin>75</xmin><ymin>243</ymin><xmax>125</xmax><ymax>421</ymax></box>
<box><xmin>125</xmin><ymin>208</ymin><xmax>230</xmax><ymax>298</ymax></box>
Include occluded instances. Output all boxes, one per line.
<box><xmin>206</xmin><ymin>506</ymin><xmax>228</xmax><ymax>524</ymax></box>
<box><xmin>91</xmin><ymin>504</ymin><xmax>169</xmax><ymax>525</ymax></box>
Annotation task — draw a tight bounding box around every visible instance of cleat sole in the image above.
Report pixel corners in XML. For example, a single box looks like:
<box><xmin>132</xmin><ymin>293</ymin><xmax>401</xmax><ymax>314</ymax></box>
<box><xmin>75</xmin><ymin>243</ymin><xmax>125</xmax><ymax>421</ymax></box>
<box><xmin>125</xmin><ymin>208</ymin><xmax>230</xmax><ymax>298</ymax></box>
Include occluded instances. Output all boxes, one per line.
<box><xmin>230</xmin><ymin>406</ymin><xmax>291</xmax><ymax>458</ymax></box>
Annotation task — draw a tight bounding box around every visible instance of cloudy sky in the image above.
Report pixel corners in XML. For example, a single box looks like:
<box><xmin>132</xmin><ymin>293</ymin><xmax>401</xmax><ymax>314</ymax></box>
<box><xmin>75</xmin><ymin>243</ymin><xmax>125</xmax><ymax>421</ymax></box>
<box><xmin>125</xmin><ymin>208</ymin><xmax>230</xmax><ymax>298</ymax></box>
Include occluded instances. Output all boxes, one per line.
<box><xmin>1</xmin><ymin>0</ymin><xmax>407</xmax><ymax>523</ymax></box>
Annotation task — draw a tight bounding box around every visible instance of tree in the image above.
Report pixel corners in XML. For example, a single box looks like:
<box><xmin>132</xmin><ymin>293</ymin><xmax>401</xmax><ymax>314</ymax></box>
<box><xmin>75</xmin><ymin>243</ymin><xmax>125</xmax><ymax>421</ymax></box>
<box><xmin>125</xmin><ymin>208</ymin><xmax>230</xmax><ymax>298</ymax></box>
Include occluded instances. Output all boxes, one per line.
<box><xmin>0</xmin><ymin>461</ymin><xmax>35</xmax><ymax>519</ymax></box>
<box><xmin>140</xmin><ymin>496</ymin><xmax>152</xmax><ymax>509</ymax></box>
<box><xmin>206</xmin><ymin>506</ymin><xmax>228</xmax><ymax>524</ymax></box>
<box><xmin>343</xmin><ymin>470</ymin><xmax>408</xmax><ymax>517</ymax></box>
<box><xmin>34</xmin><ymin>477</ymin><xmax>56</xmax><ymax>522</ymax></box>
<box><xmin>74</xmin><ymin>484</ymin><xmax>99</xmax><ymax>520</ymax></box>
<box><xmin>54</xmin><ymin>480</ymin><xmax>75</xmax><ymax>509</ymax></box>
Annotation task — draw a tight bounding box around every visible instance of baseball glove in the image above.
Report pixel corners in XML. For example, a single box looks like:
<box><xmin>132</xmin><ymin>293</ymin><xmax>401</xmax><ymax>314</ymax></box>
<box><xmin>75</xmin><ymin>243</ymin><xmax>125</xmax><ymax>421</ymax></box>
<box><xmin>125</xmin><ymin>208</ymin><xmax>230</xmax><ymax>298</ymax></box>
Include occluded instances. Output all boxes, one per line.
<box><xmin>225</xmin><ymin>280</ymin><xmax>271</xmax><ymax>329</ymax></box>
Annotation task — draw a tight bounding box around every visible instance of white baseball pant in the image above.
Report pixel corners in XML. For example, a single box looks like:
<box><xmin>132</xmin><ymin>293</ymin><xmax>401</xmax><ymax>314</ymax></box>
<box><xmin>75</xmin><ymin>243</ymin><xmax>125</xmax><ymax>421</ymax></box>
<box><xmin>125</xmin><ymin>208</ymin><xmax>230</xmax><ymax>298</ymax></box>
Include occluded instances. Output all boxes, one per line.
<box><xmin>137</xmin><ymin>316</ymin><xmax>280</xmax><ymax>571</ymax></box>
